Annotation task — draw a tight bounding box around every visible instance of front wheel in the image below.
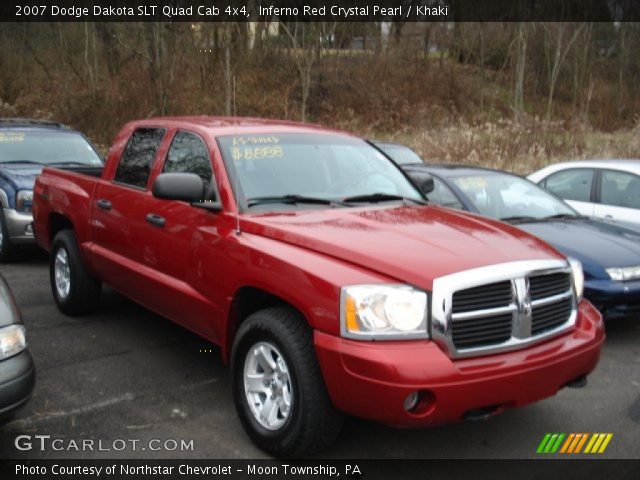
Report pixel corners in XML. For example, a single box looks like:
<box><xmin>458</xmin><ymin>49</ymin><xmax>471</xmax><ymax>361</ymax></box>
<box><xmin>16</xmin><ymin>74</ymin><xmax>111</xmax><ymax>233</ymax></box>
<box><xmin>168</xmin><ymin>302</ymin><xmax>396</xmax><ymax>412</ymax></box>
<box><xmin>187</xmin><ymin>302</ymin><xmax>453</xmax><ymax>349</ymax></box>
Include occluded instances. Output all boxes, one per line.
<box><xmin>231</xmin><ymin>307</ymin><xmax>343</xmax><ymax>457</ymax></box>
<box><xmin>50</xmin><ymin>230</ymin><xmax>101</xmax><ymax>315</ymax></box>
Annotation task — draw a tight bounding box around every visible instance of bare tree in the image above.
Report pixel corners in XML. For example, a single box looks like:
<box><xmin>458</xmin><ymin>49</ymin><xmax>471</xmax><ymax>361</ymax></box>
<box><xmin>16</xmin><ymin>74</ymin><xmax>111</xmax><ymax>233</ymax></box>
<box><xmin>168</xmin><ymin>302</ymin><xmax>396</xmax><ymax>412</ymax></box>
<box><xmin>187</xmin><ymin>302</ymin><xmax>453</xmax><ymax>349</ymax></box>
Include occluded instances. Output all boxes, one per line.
<box><xmin>513</xmin><ymin>22</ymin><xmax>529</xmax><ymax>119</ymax></box>
<box><xmin>543</xmin><ymin>22</ymin><xmax>584</xmax><ymax>121</ymax></box>
<box><xmin>280</xmin><ymin>22</ymin><xmax>335</xmax><ymax>122</ymax></box>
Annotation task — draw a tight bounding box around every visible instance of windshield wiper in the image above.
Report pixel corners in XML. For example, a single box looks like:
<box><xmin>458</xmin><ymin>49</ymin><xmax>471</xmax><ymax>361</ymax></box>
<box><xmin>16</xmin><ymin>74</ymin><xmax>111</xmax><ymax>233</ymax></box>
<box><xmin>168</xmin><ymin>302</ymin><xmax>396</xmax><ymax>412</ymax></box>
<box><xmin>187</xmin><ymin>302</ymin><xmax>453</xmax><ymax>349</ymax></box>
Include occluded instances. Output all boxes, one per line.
<box><xmin>499</xmin><ymin>215</ymin><xmax>539</xmax><ymax>224</ymax></box>
<box><xmin>49</xmin><ymin>161</ymin><xmax>95</xmax><ymax>167</ymax></box>
<box><xmin>0</xmin><ymin>160</ymin><xmax>46</xmax><ymax>165</ymax></box>
<box><xmin>246</xmin><ymin>195</ymin><xmax>348</xmax><ymax>208</ymax></box>
<box><xmin>501</xmin><ymin>213</ymin><xmax>584</xmax><ymax>224</ymax></box>
<box><xmin>540</xmin><ymin>213</ymin><xmax>584</xmax><ymax>221</ymax></box>
<box><xmin>342</xmin><ymin>193</ymin><xmax>427</xmax><ymax>205</ymax></box>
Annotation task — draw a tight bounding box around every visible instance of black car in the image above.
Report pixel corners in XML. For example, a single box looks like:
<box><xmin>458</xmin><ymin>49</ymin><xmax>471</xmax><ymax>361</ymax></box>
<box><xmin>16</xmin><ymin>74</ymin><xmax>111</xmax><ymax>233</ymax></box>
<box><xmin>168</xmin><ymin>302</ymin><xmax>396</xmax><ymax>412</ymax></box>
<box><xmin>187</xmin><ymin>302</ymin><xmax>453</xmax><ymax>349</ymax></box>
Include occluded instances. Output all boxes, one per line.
<box><xmin>0</xmin><ymin>272</ymin><xmax>34</xmax><ymax>418</ymax></box>
<box><xmin>381</xmin><ymin>142</ymin><xmax>640</xmax><ymax>320</ymax></box>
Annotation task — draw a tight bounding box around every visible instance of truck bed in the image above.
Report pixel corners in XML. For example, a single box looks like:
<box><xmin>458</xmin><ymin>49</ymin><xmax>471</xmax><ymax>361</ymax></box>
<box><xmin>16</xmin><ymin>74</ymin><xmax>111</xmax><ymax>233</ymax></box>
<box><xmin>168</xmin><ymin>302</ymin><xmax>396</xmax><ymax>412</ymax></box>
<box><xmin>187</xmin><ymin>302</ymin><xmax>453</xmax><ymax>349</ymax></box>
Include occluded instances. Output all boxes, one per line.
<box><xmin>32</xmin><ymin>166</ymin><xmax>102</xmax><ymax>252</ymax></box>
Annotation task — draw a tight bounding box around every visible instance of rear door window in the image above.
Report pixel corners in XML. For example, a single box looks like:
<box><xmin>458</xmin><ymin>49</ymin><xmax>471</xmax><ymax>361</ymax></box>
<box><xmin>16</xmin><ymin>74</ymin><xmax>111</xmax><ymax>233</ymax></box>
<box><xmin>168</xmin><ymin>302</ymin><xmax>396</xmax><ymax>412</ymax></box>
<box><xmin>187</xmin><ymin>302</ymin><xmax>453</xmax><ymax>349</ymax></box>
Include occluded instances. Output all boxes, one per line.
<box><xmin>600</xmin><ymin>169</ymin><xmax>640</xmax><ymax>209</ymax></box>
<box><xmin>114</xmin><ymin>128</ymin><xmax>165</xmax><ymax>188</ymax></box>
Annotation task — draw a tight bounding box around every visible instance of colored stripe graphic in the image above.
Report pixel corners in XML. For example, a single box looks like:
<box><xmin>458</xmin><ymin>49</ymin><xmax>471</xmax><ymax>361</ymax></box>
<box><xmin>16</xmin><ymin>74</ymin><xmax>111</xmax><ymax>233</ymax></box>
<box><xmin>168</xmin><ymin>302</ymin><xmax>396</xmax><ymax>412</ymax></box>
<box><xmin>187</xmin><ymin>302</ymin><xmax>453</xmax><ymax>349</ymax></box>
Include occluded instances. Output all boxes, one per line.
<box><xmin>538</xmin><ymin>433</ymin><xmax>613</xmax><ymax>454</ymax></box>
<box><xmin>537</xmin><ymin>433</ymin><xmax>565</xmax><ymax>453</ymax></box>
<box><xmin>585</xmin><ymin>433</ymin><xmax>613</xmax><ymax>454</ymax></box>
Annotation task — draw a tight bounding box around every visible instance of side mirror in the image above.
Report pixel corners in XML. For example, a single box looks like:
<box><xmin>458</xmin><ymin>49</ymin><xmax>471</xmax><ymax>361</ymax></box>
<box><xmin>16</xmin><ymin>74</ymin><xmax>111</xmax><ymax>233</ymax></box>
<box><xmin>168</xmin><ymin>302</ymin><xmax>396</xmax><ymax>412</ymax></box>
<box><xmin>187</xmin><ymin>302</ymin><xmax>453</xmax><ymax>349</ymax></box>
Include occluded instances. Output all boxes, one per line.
<box><xmin>152</xmin><ymin>173</ymin><xmax>205</xmax><ymax>202</ymax></box>
<box><xmin>408</xmin><ymin>171</ymin><xmax>435</xmax><ymax>195</ymax></box>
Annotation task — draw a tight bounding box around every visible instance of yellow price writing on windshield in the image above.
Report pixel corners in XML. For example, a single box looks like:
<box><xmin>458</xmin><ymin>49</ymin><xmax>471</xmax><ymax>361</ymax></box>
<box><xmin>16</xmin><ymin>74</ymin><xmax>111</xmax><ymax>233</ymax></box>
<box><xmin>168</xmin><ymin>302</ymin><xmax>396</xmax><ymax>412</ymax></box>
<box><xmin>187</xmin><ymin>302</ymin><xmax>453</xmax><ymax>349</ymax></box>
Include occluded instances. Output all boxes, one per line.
<box><xmin>231</xmin><ymin>145</ymin><xmax>283</xmax><ymax>161</ymax></box>
<box><xmin>0</xmin><ymin>132</ymin><xmax>25</xmax><ymax>142</ymax></box>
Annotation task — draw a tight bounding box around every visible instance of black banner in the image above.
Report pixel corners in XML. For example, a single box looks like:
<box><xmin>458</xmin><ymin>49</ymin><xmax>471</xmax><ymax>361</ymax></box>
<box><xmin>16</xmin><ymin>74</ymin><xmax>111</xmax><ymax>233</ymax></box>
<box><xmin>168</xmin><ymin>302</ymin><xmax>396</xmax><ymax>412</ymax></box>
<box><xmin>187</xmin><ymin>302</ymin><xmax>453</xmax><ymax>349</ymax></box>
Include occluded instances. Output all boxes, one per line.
<box><xmin>1</xmin><ymin>0</ymin><xmax>640</xmax><ymax>22</ymax></box>
<box><xmin>1</xmin><ymin>459</ymin><xmax>640</xmax><ymax>480</ymax></box>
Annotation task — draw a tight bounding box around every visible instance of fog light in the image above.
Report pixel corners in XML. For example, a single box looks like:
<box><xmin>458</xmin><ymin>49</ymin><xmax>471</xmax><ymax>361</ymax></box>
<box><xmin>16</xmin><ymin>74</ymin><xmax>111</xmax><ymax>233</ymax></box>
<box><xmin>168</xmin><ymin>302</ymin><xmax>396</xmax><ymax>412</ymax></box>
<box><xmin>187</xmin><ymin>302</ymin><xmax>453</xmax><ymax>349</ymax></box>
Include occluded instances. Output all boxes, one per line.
<box><xmin>404</xmin><ymin>391</ymin><xmax>419</xmax><ymax>412</ymax></box>
<box><xmin>25</xmin><ymin>223</ymin><xmax>34</xmax><ymax>236</ymax></box>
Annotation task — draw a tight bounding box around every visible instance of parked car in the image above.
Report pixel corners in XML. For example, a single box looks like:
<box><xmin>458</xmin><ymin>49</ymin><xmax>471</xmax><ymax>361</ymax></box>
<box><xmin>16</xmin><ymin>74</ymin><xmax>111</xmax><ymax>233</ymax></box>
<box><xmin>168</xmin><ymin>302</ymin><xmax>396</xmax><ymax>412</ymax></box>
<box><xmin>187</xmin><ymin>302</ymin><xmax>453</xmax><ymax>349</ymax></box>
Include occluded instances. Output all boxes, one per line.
<box><xmin>528</xmin><ymin>160</ymin><xmax>640</xmax><ymax>233</ymax></box>
<box><xmin>0</xmin><ymin>118</ymin><xmax>103</xmax><ymax>261</ymax></box>
<box><xmin>33</xmin><ymin>117</ymin><xmax>603</xmax><ymax>456</ymax></box>
<box><xmin>372</xmin><ymin>141</ymin><xmax>425</xmax><ymax>166</ymax></box>
<box><xmin>0</xmin><ymin>273</ymin><xmax>35</xmax><ymax>419</ymax></box>
<box><xmin>399</xmin><ymin>161</ymin><xmax>640</xmax><ymax>321</ymax></box>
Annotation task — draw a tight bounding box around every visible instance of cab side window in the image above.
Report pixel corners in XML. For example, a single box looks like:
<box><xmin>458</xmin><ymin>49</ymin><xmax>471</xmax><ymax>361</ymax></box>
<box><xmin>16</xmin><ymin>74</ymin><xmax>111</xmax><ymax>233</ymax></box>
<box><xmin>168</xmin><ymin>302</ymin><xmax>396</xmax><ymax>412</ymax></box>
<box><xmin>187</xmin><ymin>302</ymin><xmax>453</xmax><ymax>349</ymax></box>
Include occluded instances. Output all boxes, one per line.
<box><xmin>115</xmin><ymin>128</ymin><xmax>165</xmax><ymax>188</ymax></box>
<box><xmin>544</xmin><ymin>168</ymin><xmax>594</xmax><ymax>202</ymax></box>
<box><xmin>164</xmin><ymin>131</ymin><xmax>214</xmax><ymax>193</ymax></box>
<box><xmin>601</xmin><ymin>170</ymin><xmax>640</xmax><ymax>209</ymax></box>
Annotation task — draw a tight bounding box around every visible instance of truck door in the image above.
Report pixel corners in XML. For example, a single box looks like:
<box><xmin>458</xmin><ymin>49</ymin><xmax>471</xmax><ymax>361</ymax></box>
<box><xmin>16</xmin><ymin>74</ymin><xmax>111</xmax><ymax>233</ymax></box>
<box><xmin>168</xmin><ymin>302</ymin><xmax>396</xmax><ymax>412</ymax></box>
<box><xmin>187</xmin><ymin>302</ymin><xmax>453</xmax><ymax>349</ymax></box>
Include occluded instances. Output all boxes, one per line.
<box><xmin>90</xmin><ymin>127</ymin><xmax>166</xmax><ymax>302</ymax></box>
<box><xmin>142</xmin><ymin>130</ymin><xmax>226</xmax><ymax>342</ymax></box>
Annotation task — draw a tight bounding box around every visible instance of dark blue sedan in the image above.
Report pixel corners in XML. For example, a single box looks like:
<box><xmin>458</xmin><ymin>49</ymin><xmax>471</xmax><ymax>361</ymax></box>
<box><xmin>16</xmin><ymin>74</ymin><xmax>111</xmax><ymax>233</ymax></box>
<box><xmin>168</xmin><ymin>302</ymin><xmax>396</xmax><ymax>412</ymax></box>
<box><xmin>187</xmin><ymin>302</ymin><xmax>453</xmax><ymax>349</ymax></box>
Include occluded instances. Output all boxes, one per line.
<box><xmin>376</xmin><ymin>143</ymin><xmax>640</xmax><ymax>320</ymax></box>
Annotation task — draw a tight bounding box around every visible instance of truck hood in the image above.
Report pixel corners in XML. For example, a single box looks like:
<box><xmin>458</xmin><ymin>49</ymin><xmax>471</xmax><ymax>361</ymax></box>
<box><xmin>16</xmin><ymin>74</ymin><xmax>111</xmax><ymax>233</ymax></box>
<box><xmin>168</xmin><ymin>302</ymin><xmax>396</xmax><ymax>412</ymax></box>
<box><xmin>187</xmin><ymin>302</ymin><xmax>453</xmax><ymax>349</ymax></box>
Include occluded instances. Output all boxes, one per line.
<box><xmin>241</xmin><ymin>205</ymin><xmax>562</xmax><ymax>290</ymax></box>
<box><xmin>0</xmin><ymin>164</ymin><xmax>43</xmax><ymax>191</ymax></box>
<box><xmin>517</xmin><ymin>218</ymin><xmax>640</xmax><ymax>279</ymax></box>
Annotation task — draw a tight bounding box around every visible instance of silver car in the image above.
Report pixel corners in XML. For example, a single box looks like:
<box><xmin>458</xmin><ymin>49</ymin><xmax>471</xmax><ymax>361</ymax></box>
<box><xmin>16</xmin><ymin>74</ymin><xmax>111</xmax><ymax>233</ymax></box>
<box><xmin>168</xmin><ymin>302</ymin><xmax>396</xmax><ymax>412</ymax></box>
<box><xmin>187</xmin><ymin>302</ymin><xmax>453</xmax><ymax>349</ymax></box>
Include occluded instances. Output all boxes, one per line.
<box><xmin>528</xmin><ymin>160</ymin><xmax>640</xmax><ymax>233</ymax></box>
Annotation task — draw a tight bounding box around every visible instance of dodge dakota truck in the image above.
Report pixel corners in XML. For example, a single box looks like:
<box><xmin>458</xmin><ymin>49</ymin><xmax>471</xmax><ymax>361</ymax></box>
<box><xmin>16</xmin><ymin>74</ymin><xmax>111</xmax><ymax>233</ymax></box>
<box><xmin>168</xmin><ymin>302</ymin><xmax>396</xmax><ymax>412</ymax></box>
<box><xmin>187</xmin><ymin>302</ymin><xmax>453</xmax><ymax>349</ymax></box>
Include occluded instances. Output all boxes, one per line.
<box><xmin>32</xmin><ymin>117</ymin><xmax>604</xmax><ymax>456</ymax></box>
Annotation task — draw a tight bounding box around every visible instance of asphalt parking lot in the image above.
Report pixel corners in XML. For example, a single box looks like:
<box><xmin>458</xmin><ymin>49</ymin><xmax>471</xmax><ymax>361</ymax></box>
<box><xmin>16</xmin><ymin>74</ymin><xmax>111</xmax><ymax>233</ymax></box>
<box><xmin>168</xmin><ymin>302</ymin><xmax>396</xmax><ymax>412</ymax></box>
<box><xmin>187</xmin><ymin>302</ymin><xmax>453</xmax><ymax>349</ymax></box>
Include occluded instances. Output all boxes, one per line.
<box><xmin>1</xmin><ymin>252</ymin><xmax>639</xmax><ymax>459</ymax></box>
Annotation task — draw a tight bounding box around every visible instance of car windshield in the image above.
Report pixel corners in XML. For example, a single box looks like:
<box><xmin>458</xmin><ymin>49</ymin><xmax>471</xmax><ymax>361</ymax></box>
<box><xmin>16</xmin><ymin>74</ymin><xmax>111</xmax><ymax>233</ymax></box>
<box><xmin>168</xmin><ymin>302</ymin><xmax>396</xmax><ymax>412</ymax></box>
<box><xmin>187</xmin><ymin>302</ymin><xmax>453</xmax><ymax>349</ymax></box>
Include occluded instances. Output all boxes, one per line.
<box><xmin>376</xmin><ymin>143</ymin><xmax>423</xmax><ymax>165</ymax></box>
<box><xmin>217</xmin><ymin>133</ymin><xmax>423</xmax><ymax>209</ymax></box>
<box><xmin>450</xmin><ymin>172</ymin><xmax>578</xmax><ymax>220</ymax></box>
<box><xmin>0</xmin><ymin>129</ymin><xmax>102</xmax><ymax>166</ymax></box>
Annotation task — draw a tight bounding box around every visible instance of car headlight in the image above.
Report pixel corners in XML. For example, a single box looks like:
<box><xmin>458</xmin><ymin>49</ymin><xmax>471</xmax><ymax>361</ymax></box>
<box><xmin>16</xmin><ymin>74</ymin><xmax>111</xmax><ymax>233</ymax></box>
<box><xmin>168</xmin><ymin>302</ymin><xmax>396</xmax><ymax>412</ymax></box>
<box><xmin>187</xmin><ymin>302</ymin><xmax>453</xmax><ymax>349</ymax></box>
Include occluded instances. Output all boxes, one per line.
<box><xmin>606</xmin><ymin>266</ymin><xmax>640</xmax><ymax>282</ymax></box>
<box><xmin>16</xmin><ymin>190</ymin><xmax>34</xmax><ymax>214</ymax></box>
<box><xmin>0</xmin><ymin>324</ymin><xmax>27</xmax><ymax>360</ymax></box>
<box><xmin>341</xmin><ymin>285</ymin><xmax>428</xmax><ymax>340</ymax></box>
<box><xmin>568</xmin><ymin>258</ymin><xmax>584</xmax><ymax>300</ymax></box>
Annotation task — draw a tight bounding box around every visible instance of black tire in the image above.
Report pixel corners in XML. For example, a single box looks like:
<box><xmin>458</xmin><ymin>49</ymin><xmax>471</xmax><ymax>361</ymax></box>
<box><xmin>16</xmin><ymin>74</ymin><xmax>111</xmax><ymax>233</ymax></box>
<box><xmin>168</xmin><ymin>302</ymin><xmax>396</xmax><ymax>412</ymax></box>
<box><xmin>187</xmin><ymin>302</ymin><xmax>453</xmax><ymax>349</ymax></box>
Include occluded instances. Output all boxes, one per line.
<box><xmin>50</xmin><ymin>230</ymin><xmax>101</xmax><ymax>315</ymax></box>
<box><xmin>231</xmin><ymin>307</ymin><xmax>343</xmax><ymax>457</ymax></box>
<box><xmin>0</xmin><ymin>209</ymin><xmax>17</xmax><ymax>262</ymax></box>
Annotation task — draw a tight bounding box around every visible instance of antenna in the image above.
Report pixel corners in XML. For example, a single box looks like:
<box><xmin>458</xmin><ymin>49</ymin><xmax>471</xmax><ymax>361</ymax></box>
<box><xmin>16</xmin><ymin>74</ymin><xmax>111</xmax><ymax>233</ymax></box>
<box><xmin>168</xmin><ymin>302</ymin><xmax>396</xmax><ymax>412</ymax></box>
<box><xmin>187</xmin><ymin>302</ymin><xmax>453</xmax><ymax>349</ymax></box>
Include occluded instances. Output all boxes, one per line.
<box><xmin>232</xmin><ymin>75</ymin><xmax>237</xmax><ymax>124</ymax></box>
<box><xmin>232</xmin><ymin>74</ymin><xmax>241</xmax><ymax>236</ymax></box>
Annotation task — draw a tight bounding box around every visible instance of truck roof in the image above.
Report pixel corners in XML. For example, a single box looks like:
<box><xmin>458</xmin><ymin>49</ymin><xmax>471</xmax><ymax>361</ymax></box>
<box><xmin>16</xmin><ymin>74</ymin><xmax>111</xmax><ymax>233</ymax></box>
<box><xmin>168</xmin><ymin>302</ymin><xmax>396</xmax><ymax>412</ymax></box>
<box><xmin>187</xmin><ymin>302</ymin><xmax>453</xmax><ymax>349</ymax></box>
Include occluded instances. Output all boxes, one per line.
<box><xmin>126</xmin><ymin>116</ymin><xmax>351</xmax><ymax>137</ymax></box>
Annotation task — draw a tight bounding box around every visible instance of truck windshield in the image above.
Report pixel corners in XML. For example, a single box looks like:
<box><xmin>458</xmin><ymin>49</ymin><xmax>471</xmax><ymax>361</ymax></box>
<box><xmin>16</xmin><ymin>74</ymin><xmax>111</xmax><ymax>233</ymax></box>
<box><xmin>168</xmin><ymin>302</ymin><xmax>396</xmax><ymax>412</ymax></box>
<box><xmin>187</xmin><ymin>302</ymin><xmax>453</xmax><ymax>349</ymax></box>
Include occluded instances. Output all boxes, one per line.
<box><xmin>0</xmin><ymin>129</ymin><xmax>102</xmax><ymax>166</ymax></box>
<box><xmin>217</xmin><ymin>133</ymin><xmax>423</xmax><ymax>209</ymax></box>
<box><xmin>450</xmin><ymin>172</ymin><xmax>579</xmax><ymax>221</ymax></box>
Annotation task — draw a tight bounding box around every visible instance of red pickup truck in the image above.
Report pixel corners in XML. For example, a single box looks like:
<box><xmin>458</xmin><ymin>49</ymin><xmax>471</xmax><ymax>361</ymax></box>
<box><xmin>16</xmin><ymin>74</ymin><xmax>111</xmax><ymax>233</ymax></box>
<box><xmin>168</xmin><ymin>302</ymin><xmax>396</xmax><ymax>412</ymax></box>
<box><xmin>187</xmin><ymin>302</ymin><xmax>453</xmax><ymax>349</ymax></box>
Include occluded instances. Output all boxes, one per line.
<box><xmin>33</xmin><ymin>117</ymin><xmax>604</xmax><ymax>456</ymax></box>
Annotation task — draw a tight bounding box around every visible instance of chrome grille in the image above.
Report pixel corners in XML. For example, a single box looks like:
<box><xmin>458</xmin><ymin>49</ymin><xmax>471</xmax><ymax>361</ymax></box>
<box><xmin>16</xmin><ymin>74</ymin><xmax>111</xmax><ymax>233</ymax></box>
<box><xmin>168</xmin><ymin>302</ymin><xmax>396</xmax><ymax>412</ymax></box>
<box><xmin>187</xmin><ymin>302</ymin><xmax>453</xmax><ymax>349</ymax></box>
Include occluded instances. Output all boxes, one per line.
<box><xmin>451</xmin><ymin>313</ymin><xmax>512</xmax><ymax>348</ymax></box>
<box><xmin>530</xmin><ymin>273</ymin><xmax>571</xmax><ymax>300</ymax></box>
<box><xmin>452</xmin><ymin>281</ymin><xmax>512</xmax><ymax>313</ymax></box>
<box><xmin>432</xmin><ymin>260</ymin><xmax>577</xmax><ymax>358</ymax></box>
<box><xmin>532</xmin><ymin>297</ymin><xmax>573</xmax><ymax>335</ymax></box>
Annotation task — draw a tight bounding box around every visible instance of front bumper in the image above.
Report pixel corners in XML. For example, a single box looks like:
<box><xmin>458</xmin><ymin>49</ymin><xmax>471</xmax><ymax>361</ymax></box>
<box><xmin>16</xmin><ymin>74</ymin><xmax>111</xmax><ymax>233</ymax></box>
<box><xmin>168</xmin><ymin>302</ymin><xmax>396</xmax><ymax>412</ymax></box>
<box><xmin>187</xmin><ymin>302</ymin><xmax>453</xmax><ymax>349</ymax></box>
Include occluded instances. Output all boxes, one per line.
<box><xmin>0</xmin><ymin>350</ymin><xmax>35</xmax><ymax>417</ymax></box>
<box><xmin>586</xmin><ymin>277</ymin><xmax>640</xmax><ymax>320</ymax></box>
<box><xmin>3</xmin><ymin>208</ymin><xmax>34</xmax><ymax>245</ymax></box>
<box><xmin>315</xmin><ymin>300</ymin><xmax>604</xmax><ymax>427</ymax></box>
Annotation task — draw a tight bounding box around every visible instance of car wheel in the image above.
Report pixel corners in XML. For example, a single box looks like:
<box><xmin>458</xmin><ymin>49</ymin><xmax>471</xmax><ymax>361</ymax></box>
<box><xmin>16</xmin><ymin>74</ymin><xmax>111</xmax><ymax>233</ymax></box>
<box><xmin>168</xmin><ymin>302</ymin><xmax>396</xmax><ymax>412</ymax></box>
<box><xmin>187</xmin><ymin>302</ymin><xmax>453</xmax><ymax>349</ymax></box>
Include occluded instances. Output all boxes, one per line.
<box><xmin>231</xmin><ymin>307</ymin><xmax>343</xmax><ymax>457</ymax></box>
<box><xmin>50</xmin><ymin>230</ymin><xmax>101</xmax><ymax>315</ymax></box>
<box><xmin>0</xmin><ymin>209</ymin><xmax>17</xmax><ymax>262</ymax></box>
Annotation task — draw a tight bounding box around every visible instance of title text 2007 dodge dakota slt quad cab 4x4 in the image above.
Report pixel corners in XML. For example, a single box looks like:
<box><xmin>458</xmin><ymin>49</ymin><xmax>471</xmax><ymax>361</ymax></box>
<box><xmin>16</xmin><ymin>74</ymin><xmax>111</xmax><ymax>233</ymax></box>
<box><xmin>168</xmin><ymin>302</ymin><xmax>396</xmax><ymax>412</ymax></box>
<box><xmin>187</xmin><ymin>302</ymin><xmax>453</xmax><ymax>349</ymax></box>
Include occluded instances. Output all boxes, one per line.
<box><xmin>32</xmin><ymin>117</ymin><xmax>604</xmax><ymax>456</ymax></box>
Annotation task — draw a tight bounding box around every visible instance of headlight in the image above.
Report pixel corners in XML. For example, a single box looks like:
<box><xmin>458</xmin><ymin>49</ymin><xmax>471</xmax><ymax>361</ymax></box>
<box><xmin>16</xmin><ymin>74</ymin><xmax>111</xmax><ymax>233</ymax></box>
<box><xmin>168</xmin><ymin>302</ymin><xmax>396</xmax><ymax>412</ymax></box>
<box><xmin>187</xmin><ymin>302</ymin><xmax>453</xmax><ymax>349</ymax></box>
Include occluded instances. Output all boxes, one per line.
<box><xmin>606</xmin><ymin>266</ymin><xmax>640</xmax><ymax>282</ymax></box>
<box><xmin>0</xmin><ymin>324</ymin><xmax>27</xmax><ymax>360</ymax></box>
<box><xmin>568</xmin><ymin>258</ymin><xmax>584</xmax><ymax>300</ymax></box>
<box><xmin>341</xmin><ymin>285</ymin><xmax>428</xmax><ymax>340</ymax></box>
<box><xmin>16</xmin><ymin>190</ymin><xmax>34</xmax><ymax>214</ymax></box>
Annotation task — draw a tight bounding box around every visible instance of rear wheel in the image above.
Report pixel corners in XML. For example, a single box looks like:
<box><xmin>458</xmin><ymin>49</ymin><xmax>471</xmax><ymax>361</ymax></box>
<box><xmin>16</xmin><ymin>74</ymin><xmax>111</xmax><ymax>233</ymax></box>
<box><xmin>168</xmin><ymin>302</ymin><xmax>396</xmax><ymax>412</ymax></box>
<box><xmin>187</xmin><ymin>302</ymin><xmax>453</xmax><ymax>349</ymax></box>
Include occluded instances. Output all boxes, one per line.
<box><xmin>50</xmin><ymin>230</ymin><xmax>101</xmax><ymax>315</ymax></box>
<box><xmin>0</xmin><ymin>209</ymin><xmax>17</xmax><ymax>262</ymax></box>
<box><xmin>231</xmin><ymin>307</ymin><xmax>343</xmax><ymax>457</ymax></box>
